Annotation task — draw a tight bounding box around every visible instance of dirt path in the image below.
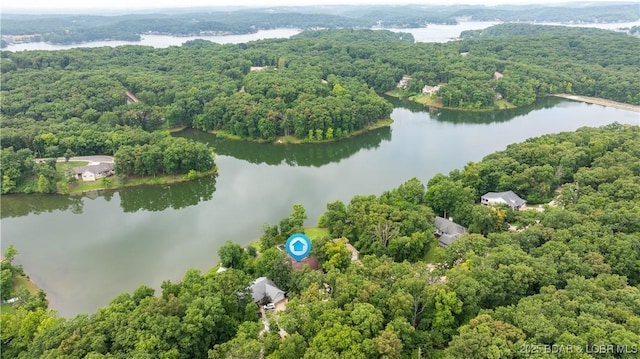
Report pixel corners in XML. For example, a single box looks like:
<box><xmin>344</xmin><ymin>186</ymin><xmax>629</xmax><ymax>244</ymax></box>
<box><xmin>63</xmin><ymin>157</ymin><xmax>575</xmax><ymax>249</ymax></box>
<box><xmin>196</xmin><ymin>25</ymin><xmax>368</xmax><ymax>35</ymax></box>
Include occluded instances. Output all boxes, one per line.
<box><xmin>553</xmin><ymin>94</ymin><xmax>640</xmax><ymax>113</ymax></box>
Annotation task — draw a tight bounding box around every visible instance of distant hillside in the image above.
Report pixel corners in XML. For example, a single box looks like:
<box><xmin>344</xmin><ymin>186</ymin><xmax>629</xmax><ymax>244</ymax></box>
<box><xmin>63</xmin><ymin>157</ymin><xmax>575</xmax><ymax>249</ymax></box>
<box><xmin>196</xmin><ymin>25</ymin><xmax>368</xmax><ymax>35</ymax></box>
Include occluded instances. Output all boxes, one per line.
<box><xmin>1</xmin><ymin>3</ymin><xmax>638</xmax><ymax>45</ymax></box>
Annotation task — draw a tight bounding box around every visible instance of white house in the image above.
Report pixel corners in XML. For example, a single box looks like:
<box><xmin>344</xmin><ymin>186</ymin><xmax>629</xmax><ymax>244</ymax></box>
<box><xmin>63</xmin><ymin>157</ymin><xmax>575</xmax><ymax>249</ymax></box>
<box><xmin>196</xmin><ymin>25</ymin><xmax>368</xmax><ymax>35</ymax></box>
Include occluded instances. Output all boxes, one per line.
<box><xmin>73</xmin><ymin>163</ymin><xmax>114</xmax><ymax>182</ymax></box>
<box><xmin>422</xmin><ymin>84</ymin><xmax>441</xmax><ymax>95</ymax></box>
<box><xmin>481</xmin><ymin>191</ymin><xmax>526</xmax><ymax>210</ymax></box>
<box><xmin>397</xmin><ymin>74</ymin><xmax>412</xmax><ymax>89</ymax></box>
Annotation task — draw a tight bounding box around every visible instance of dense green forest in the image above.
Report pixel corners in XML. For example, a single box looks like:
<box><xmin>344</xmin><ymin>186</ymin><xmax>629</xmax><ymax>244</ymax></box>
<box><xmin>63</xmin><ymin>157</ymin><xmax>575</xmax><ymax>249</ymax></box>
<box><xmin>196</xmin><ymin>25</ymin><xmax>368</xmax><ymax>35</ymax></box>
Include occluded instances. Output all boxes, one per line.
<box><xmin>2</xmin><ymin>3</ymin><xmax>638</xmax><ymax>45</ymax></box>
<box><xmin>2</xmin><ymin>25</ymin><xmax>639</xmax><ymax>193</ymax></box>
<box><xmin>2</xmin><ymin>124</ymin><xmax>639</xmax><ymax>358</ymax></box>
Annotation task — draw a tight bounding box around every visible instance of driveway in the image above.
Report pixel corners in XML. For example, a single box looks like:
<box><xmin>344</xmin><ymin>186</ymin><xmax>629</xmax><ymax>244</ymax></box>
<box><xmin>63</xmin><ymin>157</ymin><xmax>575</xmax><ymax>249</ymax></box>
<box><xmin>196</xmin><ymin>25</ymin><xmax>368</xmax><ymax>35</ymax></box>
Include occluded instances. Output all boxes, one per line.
<box><xmin>36</xmin><ymin>156</ymin><xmax>114</xmax><ymax>165</ymax></box>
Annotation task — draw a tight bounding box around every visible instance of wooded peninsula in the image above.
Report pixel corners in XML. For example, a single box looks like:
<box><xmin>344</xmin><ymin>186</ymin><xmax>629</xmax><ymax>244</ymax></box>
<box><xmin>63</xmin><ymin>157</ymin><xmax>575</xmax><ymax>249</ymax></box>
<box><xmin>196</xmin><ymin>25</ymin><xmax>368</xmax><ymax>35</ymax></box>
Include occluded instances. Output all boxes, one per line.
<box><xmin>2</xmin><ymin>24</ymin><xmax>639</xmax><ymax>194</ymax></box>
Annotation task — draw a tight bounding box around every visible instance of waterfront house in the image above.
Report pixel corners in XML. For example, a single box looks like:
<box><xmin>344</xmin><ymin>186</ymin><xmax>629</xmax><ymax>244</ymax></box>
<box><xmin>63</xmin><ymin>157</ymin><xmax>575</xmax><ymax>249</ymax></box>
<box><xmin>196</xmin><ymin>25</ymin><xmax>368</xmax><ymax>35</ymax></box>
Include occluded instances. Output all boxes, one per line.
<box><xmin>481</xmin><ymin>190</ymin><xmax>526</xmax><ymax>210</ymax></box>
<box><xmin>73</xmin><ymin>163</ymin><xmax>114</xmax><ymax>182</ymax></box>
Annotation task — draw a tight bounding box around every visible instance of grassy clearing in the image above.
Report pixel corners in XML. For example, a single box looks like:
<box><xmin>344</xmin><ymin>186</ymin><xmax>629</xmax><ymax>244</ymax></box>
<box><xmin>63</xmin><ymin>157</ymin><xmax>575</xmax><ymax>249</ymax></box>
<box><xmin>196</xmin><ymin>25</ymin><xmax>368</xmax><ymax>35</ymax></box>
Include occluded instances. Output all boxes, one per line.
<box><xmin>167</xmin><ymin>126</ymin><xmax>188</xmax><ymax>133</ymax></box>
<box><xmin>14</xmin><ymin>276</ymin><xmax>39</xmax><ymax>294</ymax></box>
<box><xmin>424</xmin><ymin>240</ymin><xmax>445</xmax><ymax>263</ymax></box>
<box><xmin>385</xmin><ymin>89</ymin><xmax>409</xmax><ymax>98</ymax></box>
<box><xmin>304</xmin><ymin>227</ymin><xmax>331</xmax><ymax>240</ymax></box>
<box><xmin>495</xmin><ymin>99</ymin><xmax>516</xmax><ymax>109</ymax></box>
<box><xmin>212</xmin><ymin>130</ymin><xmax>270</xmax><ymax>143</ymax></box>
<box><xmin>410</xmin><ymin>94</ymin><xmax>443</xmax><ymax>107</ymax></box>
<box><xmin>1</xmin><ymin>275</ymin><xmax>40</xmax><ymax>315</ymax></box>
<box><xmin>275</xmin><ymin>136</ymin><xmax>296</xmax><ymax>144</ymax></box>
<box><xmin>273</xmin><ymin>135</ymin><xmax>303</xmax><ymax>144</ymax></box>
<box><xmin>1</xmin><ymin>304</ymin><xmax>15</xmax><ymax>315</ymax></box>
<box><xmin>56</xmin><ymin>161</ymin><xmax>89</xmax><ymax>174</ymax></box>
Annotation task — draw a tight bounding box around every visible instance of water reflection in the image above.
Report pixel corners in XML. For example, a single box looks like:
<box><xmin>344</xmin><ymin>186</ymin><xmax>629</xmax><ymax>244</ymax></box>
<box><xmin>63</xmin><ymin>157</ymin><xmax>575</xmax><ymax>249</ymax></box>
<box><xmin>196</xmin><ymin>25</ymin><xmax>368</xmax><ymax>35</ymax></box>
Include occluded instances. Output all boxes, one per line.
<box><xmin>1</xmin><ymin>194</ymin><xmax>84</xmax><ymax>218</ymax></box>
<box><xmin>0</xmin><ymin>175</ymin><xmax>217</xmax><ymax>218</ymax></box>
<box><xmin>384</xmin><ymin>95</ymin><xmax>564</xmax><ymax>124</ymax></box>
<box><xmin>119</xmin><ymin>175</ymin><xmax>217</xmax><ymax>213</ymax></box>
<box><xmin>175</xmin><ymin>126</ymin><xmax>392</xmax><ymax>167</ymax></box>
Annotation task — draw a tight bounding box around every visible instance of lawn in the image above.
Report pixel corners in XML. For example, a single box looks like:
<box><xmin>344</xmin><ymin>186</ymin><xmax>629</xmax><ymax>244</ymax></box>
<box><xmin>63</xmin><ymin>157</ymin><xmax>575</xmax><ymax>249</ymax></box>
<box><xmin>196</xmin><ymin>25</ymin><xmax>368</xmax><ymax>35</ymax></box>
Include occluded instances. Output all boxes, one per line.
<box><xmin>410</xmin><ymin>94</ymin><xmax>443</xmax><ymax>107</ymax></box>
<box><xmin>56</xmin><ymin>160</ymin><xmax>89</xmax><ymax>174</ymax></box>
<box><xmin>495</xmin><ymin>99</ymin><xmax>516</xmax><ymax>109</ymax></box>
<box><xmin>424</xmin><ymin>240</ymin><xmax>445</xmax><ymax>263</ymax></box>
<box><xmin>304</xmin><ymin>227</ymin><xmax>331</xmax><ymax>240</ymax></box>
<box><xmin>1</xmin><ymin>304</ymin><xmax>15</xmax><ymax>315</ymax></box>
<box><xmin>1</xmin><ymin>275</ymin><xmax>40</xmax><ymax>316</ymax></box>
<box><xmin>14</xmin><ymin>276</ymin><xmax>39</xmax><ymax>294</ymax></box>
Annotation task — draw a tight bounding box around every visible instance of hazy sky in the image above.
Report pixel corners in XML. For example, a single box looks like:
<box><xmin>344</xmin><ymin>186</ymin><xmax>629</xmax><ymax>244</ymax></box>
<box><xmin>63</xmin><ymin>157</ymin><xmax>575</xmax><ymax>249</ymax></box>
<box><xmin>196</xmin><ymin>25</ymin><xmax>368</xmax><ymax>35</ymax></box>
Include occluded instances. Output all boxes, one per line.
<box><xmin>3</xmin><ymin>0</ymin><xmax>634</xmax><ymax>11</ymax></box>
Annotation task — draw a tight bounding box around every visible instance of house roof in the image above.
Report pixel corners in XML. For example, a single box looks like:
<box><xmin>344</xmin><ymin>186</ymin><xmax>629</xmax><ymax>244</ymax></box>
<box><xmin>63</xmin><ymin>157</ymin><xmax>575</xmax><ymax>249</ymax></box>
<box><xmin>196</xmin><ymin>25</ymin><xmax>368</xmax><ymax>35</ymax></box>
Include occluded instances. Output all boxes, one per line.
<box><xmin>291</xmin><ymin>256</ymin><xmax>320</xmax><ymax>271</ymax></box>
<box><xmin>434</xmin><ymin>216</ymin><xmax>467</xmax><ymax>235</ymax></box>
<box><xmin>250</xmin><ymin>277</ymin><xmax>285</xmax><ymax>303</ymax></box>
<box><xmin>438</xmin><ymin>233</ymin><xmax>463</xmax><ymax>247</ymax></box>
<box><xmin>332</xmin><ymin>238</ymin><xmax>359</xmax><ymax>258</ymax></box>
<box><xmin>73</xmin><ymin>163</ymin><xmax>114</xmax><ymax>175</ymax></box>
<box><xmin>345</xmin><ymin>243</ymin><xmax>359</xmax><ymax>256</ymax></box>
<box><xmin>482</xmin><ymin>191</ymin><xmax>526</xmax><ymax>207</ymax></box>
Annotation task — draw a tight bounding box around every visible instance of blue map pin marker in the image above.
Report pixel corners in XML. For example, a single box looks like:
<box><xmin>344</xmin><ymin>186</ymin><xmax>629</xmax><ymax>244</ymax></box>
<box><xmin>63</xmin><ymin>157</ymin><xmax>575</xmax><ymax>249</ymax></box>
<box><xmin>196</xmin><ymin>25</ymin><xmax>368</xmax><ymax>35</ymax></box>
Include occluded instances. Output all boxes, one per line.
<box><xmin>286</xmin><ymin>233</ymin><xmax>311</xmax><ymax>262</ymax></box>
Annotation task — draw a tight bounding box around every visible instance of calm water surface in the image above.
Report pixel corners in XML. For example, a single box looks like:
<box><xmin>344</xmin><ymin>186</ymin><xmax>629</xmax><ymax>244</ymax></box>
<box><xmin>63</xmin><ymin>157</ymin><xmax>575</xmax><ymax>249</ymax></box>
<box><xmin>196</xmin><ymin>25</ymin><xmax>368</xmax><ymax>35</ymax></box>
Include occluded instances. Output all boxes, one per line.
<box><xmin>2</xmin><ymin>28</ymin><xmax>302</xmax><ymax>51</ymax></box>
<box><xmin>1</xmin><ymin>98</ymin><xmax>638</xmax><ymax>317</ymax></box>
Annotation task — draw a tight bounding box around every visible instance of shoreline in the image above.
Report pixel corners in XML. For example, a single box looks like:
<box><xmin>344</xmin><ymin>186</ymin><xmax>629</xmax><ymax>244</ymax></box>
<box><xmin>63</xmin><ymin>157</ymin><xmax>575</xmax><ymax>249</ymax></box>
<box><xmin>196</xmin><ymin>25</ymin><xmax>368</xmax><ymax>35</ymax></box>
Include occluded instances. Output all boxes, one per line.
<box><xmin>387</xmin><ymin>90</ymin><xmax>640</xmax><ymax>113</ymax></box>
<box><xmin>66</xmin><ymin>168</ymin><xmax>218</xmax><ymax>196</ymax></box>
<box><xmin>385</xmin><ymin>90</ymin><xmax>515</xmax><ymax>112</ymax></box>
<box><xmin>207</xmin><ymin>118</ymin><xmax>393</xmax><ymax>145</ymax></box>
<box><xmin>551</xmin><ymin>94</ymin><xmax>640</xmax><ymax>113</ymax></box>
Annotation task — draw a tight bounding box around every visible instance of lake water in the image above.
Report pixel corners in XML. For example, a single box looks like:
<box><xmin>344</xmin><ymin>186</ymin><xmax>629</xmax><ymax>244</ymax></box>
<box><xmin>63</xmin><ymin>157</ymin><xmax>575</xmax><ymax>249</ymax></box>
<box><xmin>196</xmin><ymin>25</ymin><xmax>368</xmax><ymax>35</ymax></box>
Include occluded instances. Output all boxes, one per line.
<box><xmin>2</xmin><ymin>28</ymin><xmax>303</xmax><ymax>51</ymax></box>
<box><xmin>1</xmin><ymin>97</ymin><xmax>638</xmax><ymax>317</ymax></box>
<box><xmin>5</xmin><ymin>21</ymin><xmax>639</xmax><ymax>52</ymax></box>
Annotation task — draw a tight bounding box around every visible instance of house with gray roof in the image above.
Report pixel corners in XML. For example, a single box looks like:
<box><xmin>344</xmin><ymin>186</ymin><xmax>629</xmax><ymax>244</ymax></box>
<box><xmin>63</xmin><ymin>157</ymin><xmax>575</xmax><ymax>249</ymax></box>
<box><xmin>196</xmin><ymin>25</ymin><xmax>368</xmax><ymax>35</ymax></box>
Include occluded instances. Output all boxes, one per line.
<box><xmin>73</xmin><ymin>163</ymin><xmax>114</xmax><ymax>182</ymax></box>
<box><xmin>434</xmin><ymin>216</ymin><xmax>467</xmax><ymax>247</ymax></box>
<box><xmin>250</xmin><ymin>277</ymin><xmax>286</xmax><ymax>304</ymax></box>
<box><xmin>481</xmin><ymin>191</ymin><xmax>526</xmax><ymax>210</ymax></box>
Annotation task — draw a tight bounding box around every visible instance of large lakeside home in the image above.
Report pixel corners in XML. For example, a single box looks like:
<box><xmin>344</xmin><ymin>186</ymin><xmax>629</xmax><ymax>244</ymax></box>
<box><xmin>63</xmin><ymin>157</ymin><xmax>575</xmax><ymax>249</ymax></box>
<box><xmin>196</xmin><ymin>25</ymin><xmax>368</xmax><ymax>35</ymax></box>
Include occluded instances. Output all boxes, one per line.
<box><xmin>481</xmin><ymin>190</ymin><xmax>526</xmax><ymax>210</ymax></box>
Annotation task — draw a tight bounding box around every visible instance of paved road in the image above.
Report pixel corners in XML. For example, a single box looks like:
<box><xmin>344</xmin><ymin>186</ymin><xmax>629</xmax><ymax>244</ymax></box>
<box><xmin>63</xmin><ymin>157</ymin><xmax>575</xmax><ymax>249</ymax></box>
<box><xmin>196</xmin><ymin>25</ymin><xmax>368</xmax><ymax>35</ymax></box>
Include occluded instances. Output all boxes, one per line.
<box><xmin>36</xmin><ymin>155</ymin><xmax>114</xmax><ymax>164</ymax></box>
<box><xmin>65</xmin><ymin>156</ymin><xmax>114</xmax><ymax>164</ymax></box>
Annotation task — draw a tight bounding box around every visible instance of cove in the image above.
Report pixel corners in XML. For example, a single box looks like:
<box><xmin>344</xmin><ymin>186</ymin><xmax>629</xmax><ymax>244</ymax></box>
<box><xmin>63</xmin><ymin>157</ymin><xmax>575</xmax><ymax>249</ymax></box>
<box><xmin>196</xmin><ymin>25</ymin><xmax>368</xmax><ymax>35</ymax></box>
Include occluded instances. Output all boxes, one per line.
<box><xmin>1</xmin><ymin>97</ymin><xmax>638</xmax><ymax>317</ymax></box>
